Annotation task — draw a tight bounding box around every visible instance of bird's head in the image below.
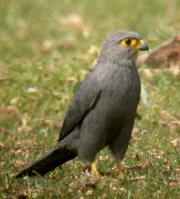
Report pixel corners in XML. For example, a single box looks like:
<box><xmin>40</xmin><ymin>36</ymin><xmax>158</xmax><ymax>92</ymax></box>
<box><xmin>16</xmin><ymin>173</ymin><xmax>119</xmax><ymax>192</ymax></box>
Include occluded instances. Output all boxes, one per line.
<box><xmin>99</xmin><ymin>30</ymin><xmax>149</xmax><ymax>65</ymax></box>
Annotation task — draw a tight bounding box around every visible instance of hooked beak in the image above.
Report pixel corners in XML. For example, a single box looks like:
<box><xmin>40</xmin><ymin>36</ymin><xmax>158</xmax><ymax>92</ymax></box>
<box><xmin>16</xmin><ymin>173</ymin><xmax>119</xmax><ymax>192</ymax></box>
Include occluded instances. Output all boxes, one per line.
<box><xmin>137</xmin><ymin>40</ymin><xmax>149</xmax><ymax>51</ymax></box>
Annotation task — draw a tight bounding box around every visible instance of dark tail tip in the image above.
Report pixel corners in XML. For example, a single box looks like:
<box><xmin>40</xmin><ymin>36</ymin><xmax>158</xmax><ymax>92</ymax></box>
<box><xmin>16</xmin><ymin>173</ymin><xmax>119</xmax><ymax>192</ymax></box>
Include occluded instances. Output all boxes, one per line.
<box><xmin>15</xmin><ymin>145</ymin><xmax>77</xmax><ymax>178</ymax></box>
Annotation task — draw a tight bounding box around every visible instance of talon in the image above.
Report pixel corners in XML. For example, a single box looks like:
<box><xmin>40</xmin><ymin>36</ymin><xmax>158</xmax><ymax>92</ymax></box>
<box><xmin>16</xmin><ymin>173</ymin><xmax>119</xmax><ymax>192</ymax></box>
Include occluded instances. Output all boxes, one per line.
<box><xmin>91</xmin><ymin>162</ymin><xmax>101</xmax><ymax>177</ymax></box>
<box><xmin>117</xmin><ymin>160</ymin><xmax>126</xmax><ymax>180</ymax></box>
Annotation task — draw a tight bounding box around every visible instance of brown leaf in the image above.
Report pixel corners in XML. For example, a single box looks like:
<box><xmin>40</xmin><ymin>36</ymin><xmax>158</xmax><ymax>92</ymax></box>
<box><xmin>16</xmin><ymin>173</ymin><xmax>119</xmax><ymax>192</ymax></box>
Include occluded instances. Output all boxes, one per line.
<box><xmin>168</xmin><ymin>178</ymin><xmax>180</xmax><ymax>186</ymax></box>
<box><xmin>127</xmin><ymin>162</ymin><xmax>149</xmax><ymax>171</ymax></box>
<box><xmin>140</xmin><ymin>68</ymin><xmax>160</xmax><ymax>79</ymax></box>
<box><xmin>0</xmin><ymin>75</ymin><xmax>8</xmax><ymax>81</ymax></box>
<box><xmin>137</xmin><ymin>35</ymin><xmax>180</xmax><ymax>68</ymax></box>
<box><xmin>0</xmin><ymin>106</ymin><xmax>21</xmax><ymax>121</ymax></box>
<box><xmin>0</xmin><ymin>142</ymin><xmax>6</xmax><ymax>150</ymax></box>
<box><xmin>10</xmin><ymin>97</ymin><xmax>20</xmax><ymax>105</ymax></box>
<box><xmin>129</xmin><ymin>175</ymin><xmax>146</xmax><ymax>182</ymax></box>
<box><xmin>170</xmin><ymin>137</ymin><xmax>180</xmax><ymax>148</ymax></box>
<box><xmin>44</xmin><ymin>119</ymin><xmax>63</xmax><ymax>129</ymax></box>
<box><xmin>42</xmin><ymin>40</ymin><xmax>53</xmax><ymax>53</ymax></box>
<box><xmin>18</xmin><ymin>117</ymin><xmax>32</xmax><ymax>133</ymax></box>
<box><xmin>59</xmin><ymin>14</ymin><xmax>89</xmax><ymax>37</ymax></box>
<box><xmin>88</xmin><ymin>45</ymin><xmax>100</xmax><ymax>56</ymax></box>
<box><xmin>65</xmin><ymin>76</ymin><xmax>76</xmax><ymax>84</ymax></box>
<box><xmin>75</xmin><ymin>53</ymin><xmax>89</xmax><ymax>62</ymax></box>
<box><xmin>69</xmin><ymin>175</ymin><xmax>99</xmax><ymax>192</ymax></box>
<box><xmin>168</xmin><ymin>63</ymin><xmax>180</xmax><ymax>75</ymax></box>
<box><xmin>58</xmin><ymin>35</ymin><xmax>76</xmax><ymax>49</ymax></box>
<box><xmin>133</xmin><ymin>150</ymin><xmax>143</xmax><ymax>161</ymax></box>
<box><xmin>160</xmin><ymin>110</ymin><xmax>180</xmax><ymax>131</ymax></box>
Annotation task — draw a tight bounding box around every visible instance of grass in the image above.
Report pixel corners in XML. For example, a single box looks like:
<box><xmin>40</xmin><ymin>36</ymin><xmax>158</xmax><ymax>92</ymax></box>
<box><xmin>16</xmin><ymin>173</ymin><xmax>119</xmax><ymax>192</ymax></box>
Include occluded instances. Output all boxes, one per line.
<box><xmin>0</xmin><ymin>0</ymin><xmax>180</xmax><ymax>198</ymax></box>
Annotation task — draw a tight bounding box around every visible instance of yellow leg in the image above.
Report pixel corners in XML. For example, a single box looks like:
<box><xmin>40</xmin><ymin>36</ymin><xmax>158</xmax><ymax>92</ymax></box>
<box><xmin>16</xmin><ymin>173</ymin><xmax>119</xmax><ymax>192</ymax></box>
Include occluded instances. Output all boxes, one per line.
<box><xmin>117</xmin><ymin>160</ymin><xmax>126</xmax><ymax>180</ymax></box>
<box><xmin>91</xmin><ymin>162</ymin><xmax>101</xmax><ymax>177</ymax></box>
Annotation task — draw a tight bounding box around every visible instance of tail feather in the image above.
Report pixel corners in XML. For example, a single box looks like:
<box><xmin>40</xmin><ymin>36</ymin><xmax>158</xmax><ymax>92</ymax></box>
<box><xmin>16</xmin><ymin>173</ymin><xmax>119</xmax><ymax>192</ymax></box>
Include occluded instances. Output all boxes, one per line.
<box><xmin>16</xmin><ymin>143</ymin><xmax>77</xmax><ymax>178</ymax></box>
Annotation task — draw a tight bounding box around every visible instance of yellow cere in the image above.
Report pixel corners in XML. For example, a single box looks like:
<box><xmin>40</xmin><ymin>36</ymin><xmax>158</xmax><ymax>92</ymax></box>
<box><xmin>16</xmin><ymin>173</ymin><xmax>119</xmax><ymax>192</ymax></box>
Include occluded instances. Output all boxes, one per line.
<box><xmin>120</xmin><ymin>38</ymin><xmax>144</xmax><ymax>50</ymax></box>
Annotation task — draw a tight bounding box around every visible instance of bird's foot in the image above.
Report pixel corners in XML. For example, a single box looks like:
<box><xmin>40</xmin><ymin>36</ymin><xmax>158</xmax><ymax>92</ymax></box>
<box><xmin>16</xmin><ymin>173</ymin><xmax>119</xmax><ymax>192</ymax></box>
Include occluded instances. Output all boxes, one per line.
<box><xmin>91</xmin><ymin>162</ymin><xmax>101</xmax><ymax>178</ymax></box>
<box><xmin>117</xmin><ymin>160</ymin><xmax>127</xmax><ymax>181</ymax></box>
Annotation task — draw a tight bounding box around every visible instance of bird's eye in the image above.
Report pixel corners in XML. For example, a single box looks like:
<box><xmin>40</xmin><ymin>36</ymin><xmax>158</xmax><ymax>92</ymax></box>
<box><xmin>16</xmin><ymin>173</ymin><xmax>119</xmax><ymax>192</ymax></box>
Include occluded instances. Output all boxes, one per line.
<box><xmin>125</xmin><ymin>39</ymin><xmax>131</xmax><ymax>45</ymax></box>
<box><xmin>120</xmin><ymin>38</ymin><xmax>139</xmax><ymax>49</ymax></box>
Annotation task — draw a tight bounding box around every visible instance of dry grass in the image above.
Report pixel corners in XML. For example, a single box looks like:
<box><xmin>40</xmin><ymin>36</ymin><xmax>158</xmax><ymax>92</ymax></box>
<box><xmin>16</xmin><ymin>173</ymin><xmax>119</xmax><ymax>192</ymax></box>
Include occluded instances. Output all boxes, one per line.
<box><xmin>0</xmin><ymin>0</ymin><xmax>180</xmax><ymax>198</ymax></box>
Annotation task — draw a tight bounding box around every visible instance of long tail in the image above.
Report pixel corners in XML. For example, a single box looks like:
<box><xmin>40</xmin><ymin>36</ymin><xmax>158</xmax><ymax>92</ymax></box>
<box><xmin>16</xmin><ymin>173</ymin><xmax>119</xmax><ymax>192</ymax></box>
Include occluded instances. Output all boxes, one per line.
<box><xmin>15</xmin><ymin>143</ymin><xmax>77</xmax><ymax>178</ymax></box>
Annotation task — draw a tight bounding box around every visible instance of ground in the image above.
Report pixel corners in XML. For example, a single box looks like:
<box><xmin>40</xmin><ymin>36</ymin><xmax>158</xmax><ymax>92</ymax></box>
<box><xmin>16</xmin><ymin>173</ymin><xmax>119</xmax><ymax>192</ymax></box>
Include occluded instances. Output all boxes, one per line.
<box><xmin>0</xmin><ymin>0</ymin><xmax>180</xmax><ymax>198</ymax></box>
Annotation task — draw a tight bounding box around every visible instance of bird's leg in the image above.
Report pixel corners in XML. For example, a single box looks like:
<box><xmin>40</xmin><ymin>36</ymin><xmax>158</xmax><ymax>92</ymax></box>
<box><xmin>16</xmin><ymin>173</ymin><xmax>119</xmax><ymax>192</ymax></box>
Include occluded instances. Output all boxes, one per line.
<box><xmin>91</xmin><ymin>162</ymin><xmax>101</xmax><ymax>177</ymax></box>
<box><xmin>117</xmin><ymin>160</ymin><xmax>126</xmax><ymax>180</ymax></box>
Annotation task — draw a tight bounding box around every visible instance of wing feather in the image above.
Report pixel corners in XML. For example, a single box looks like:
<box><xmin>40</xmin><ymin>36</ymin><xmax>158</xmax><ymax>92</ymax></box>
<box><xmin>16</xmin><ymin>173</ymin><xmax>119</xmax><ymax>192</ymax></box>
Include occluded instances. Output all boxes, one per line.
<box><xmin>58</xmin><ymin>74</ymin><xmax>101</xmax><ymax>142</ymax></box>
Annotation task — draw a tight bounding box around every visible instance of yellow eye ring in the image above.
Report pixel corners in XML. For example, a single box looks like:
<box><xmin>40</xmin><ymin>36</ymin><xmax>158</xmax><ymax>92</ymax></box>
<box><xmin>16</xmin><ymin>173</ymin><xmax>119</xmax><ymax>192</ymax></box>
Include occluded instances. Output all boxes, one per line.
<box><xmin>121</xmin><ymin>39</ymin><xmax>131</xmax><ymax>48</ymax></box>
<box><xmin>121</xmin><ymin>38</ymin><xmax>139</xmax><ymax>49</ymax></box>
<box><xmin>131</xmin><ymin>39</ymin><xmax>138</xmax><ymax>47</ymax></box>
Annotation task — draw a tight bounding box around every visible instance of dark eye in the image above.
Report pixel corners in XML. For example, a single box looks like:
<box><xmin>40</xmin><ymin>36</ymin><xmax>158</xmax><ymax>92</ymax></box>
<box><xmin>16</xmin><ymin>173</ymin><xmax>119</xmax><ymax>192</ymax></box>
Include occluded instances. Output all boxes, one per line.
<box><xmin>125</xmin><ymin>39</ymin><xmax>131</xmax><ymax>45</ymax></box>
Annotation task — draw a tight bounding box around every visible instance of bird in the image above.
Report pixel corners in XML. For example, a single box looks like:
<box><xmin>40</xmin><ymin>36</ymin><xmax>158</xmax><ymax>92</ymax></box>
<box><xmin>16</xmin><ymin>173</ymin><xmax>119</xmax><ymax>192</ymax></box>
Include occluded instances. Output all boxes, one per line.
<box><xmin>16</xmin><ymin>30</ymin><xmax>149</xmax><ymax>178</ymax></box>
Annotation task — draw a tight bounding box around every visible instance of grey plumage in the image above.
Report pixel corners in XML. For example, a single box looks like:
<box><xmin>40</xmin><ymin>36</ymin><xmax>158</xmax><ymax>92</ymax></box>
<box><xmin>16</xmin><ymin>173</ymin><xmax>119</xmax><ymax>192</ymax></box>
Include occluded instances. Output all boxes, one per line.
<box><xmin>16</xmin><ymin>30</ymin><xmax>148</xmax><ymax>177</ymax></box>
